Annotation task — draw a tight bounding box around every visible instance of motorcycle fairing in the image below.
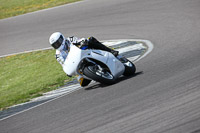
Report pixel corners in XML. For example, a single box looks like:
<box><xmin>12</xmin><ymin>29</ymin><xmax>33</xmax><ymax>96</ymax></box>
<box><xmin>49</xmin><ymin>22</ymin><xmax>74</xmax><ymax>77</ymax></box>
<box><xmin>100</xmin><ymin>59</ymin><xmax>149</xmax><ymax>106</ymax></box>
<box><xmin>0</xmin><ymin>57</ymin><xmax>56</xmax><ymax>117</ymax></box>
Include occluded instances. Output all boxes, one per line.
<box><xmin>63</xmin><ymin>45</ymin><xmax>125</xmax><ymax>78</ymax></box>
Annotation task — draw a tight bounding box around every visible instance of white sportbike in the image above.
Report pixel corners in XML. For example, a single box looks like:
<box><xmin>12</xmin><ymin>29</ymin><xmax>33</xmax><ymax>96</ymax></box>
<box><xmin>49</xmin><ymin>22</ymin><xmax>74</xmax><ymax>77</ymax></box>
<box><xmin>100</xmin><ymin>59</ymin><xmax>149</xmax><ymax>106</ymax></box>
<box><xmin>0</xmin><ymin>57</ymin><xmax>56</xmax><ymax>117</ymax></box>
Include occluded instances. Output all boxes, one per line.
<box><xmin>63</xmin><ymin>45</ymin><xmax>136</xmax><ymax>85</ymax></box>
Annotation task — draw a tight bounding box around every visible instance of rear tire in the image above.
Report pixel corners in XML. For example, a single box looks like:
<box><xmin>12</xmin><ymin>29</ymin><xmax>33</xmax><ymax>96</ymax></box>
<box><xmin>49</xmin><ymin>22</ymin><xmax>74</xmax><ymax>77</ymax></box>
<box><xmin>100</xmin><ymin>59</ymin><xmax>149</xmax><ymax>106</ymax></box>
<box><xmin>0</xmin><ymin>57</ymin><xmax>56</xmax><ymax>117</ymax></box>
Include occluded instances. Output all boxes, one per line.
<box><xmin>83</xmin><ymin>65</ymin><xmax>116</xmax><ymax>85</ymax></box>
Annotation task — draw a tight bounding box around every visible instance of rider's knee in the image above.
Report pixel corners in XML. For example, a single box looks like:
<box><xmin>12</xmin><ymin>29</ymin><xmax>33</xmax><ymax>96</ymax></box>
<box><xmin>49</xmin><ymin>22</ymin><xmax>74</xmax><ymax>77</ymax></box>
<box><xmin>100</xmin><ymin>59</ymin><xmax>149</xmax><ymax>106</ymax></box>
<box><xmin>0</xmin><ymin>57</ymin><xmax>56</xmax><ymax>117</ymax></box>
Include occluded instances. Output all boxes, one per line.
<box><xmin>88</xmin><ymin>36</ymin><xmax>98</xmax><ymax>44</ymax></box>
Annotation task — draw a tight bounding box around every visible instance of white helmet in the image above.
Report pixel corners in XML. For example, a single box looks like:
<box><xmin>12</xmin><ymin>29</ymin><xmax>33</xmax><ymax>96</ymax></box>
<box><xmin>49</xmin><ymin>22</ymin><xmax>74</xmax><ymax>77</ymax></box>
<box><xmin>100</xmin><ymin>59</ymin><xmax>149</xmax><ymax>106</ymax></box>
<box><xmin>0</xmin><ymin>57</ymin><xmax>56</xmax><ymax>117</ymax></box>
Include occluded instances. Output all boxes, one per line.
<box><xmin>49</xmin><ymin>32</ymin><xmax>65</xmax><ymax>49</ymax></box>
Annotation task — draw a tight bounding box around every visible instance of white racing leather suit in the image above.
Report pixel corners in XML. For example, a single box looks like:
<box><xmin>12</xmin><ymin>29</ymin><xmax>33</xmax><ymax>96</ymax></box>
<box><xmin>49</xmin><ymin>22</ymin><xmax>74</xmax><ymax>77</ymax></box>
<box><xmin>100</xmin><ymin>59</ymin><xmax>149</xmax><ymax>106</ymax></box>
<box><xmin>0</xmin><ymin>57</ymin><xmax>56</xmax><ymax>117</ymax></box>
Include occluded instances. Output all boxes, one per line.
<box><xmin>55</xmin><ymin>36</ymin><xmax>92</xmax><ymax>87</ymax></box>
<box><xmin>55</xmin><ymin>36</ymin><xmax>83</xmax><ymax>65</ymax></box>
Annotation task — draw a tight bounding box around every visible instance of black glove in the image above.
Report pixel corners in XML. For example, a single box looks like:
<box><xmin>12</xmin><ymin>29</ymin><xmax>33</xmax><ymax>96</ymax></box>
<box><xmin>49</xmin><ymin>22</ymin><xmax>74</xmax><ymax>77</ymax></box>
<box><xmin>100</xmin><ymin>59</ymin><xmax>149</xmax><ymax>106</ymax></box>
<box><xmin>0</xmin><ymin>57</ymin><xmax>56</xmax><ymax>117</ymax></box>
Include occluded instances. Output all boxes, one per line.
<box><xmin>79</xmin><ymin>38</ymin><xmax>88</xmax><ymax>46</ymax></box>
<box><xmin>73</xmin><ymin>38</ymin><xmax>88</xmax><ymax>47</ymax></box>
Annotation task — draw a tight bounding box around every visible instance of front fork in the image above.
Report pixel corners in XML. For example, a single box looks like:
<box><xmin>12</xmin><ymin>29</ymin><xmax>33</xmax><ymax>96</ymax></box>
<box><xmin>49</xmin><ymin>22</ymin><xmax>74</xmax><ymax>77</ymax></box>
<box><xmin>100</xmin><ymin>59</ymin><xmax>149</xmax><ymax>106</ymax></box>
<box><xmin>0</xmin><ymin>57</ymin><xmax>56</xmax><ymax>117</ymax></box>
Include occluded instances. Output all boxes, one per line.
<box><xmin>116</xmin><ymin>55</ymin><xmax>128</xmax><ymax>63</ymax></box>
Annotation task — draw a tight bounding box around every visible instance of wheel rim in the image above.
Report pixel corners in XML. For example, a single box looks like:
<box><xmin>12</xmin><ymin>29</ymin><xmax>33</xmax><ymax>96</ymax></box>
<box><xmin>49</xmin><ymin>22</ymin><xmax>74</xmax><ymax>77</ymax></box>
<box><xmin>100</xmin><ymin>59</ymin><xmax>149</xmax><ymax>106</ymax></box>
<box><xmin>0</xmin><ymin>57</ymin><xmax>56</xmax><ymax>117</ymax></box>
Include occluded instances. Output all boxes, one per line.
<box><xmin>88</xmin><ymin>66</ymin><xmax>114</xmax><ymax>80</ymax></box>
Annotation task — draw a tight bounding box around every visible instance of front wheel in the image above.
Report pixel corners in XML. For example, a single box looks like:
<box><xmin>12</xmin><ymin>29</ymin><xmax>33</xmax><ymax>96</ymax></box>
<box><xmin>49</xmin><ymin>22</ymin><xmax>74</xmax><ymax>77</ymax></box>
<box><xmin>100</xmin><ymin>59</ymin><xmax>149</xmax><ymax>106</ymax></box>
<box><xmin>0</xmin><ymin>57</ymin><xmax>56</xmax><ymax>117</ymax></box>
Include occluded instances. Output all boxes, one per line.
<box><xmin>83</xmin><ymin>65</ymin><xmax>116</xmax><ymax>85</ymax></box>
<box><xmin>122</xmin><ymin>59</ymin><xmax>136</xmax><ymax>76</ymax></box>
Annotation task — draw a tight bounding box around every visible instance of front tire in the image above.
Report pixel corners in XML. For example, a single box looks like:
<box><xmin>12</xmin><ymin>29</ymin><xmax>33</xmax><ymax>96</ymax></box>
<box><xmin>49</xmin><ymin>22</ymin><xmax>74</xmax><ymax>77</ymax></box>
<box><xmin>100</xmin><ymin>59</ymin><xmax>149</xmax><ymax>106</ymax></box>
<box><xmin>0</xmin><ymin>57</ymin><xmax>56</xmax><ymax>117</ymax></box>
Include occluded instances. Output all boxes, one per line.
<box><xmin>83</xmin><ymin>65</ymin><xmax>116</xmax><ymax>85</ymax></box>
<box><xmin>123</xmin><ymin>59</ymin><xmax>136</xmax><ymax>76</ymax></box>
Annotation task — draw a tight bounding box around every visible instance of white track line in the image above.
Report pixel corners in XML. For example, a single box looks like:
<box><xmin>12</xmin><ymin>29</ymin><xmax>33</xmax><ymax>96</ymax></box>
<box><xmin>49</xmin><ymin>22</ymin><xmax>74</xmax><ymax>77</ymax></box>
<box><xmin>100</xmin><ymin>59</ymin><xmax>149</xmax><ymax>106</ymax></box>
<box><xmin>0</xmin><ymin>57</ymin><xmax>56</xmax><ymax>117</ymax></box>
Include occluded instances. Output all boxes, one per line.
<box><xmin>0</xmin><ymin>1</ymin><xmax>84</xmax><ymax>21</ymax></box>
<box><xmin>0</xmin><ymin>47</ymin><xmax>52</xmax><ymax>58</ymax></box>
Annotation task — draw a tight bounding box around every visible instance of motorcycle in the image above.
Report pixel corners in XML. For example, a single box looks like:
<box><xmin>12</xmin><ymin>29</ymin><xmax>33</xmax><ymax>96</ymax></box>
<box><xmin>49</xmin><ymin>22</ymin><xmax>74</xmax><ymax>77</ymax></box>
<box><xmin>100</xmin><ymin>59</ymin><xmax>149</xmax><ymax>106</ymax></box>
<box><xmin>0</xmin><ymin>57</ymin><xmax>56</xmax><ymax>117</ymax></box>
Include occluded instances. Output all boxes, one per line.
<box><xmin>62</xmin><ymin>45</ymin><xmax>136</xmax><ymax>85</ymax></box>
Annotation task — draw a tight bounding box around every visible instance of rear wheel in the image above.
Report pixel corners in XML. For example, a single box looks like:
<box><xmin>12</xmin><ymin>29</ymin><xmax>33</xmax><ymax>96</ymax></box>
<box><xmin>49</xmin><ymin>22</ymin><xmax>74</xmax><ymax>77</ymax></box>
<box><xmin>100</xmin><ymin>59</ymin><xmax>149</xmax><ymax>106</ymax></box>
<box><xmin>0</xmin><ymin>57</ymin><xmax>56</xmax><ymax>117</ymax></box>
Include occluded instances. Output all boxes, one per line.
<box><xmin>83</xmin><ymin>65</ymin><xmax>116</xmax><ymax>85</ymax></box>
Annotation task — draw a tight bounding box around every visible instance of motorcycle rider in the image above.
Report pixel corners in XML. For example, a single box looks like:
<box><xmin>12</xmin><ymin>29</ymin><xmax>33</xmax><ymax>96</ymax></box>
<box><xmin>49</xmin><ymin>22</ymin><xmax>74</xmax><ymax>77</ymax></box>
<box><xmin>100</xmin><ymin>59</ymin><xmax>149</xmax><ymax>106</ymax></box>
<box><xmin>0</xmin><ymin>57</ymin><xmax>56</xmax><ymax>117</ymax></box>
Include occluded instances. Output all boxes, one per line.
<box><xmin>49</xmin><ymin>32</ymin><xmax>119</xmax><ymax>87</ymax></box>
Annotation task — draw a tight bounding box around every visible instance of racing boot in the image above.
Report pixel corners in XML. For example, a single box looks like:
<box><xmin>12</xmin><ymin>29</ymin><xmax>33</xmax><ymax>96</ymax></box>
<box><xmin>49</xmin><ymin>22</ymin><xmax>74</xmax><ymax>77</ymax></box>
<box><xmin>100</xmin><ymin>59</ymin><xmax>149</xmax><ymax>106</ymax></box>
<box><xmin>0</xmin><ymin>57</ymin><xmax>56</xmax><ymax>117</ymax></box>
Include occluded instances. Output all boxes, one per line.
<box><xmin>77</xmin><ymin>76</ymin><xmax>91</xmax><ymax>87</ymax></box>
<box><xmin>88</xmin><ymin>37</ymin><xmax>119</xmax><ymax>57</ymax></box>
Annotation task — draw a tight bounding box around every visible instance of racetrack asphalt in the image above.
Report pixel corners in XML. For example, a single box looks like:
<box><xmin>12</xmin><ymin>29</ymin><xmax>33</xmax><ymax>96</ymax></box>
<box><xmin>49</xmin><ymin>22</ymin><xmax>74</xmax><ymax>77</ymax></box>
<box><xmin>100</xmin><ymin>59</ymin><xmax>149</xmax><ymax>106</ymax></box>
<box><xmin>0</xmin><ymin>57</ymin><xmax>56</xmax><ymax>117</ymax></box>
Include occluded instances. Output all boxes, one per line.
<box><xmin>0</xmin><ymin>0</ymin><xmax>200</xmax><ymax>132</ymax></box>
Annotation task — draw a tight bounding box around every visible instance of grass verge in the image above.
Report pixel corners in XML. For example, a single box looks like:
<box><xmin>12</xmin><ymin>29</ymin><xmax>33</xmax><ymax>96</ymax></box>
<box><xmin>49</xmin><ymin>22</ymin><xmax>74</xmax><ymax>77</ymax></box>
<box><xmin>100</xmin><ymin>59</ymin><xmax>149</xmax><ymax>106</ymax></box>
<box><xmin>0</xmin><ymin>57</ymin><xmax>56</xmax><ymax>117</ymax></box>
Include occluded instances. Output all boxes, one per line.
<box><xmin>0</xmin><ymin>50</ymin><xmax>73</xmax><ymax>110</ymax></box>
<box><xmin>0</xmin><ymin>0</ymin><xmax>81</xmax><ymax>19</ymax></box>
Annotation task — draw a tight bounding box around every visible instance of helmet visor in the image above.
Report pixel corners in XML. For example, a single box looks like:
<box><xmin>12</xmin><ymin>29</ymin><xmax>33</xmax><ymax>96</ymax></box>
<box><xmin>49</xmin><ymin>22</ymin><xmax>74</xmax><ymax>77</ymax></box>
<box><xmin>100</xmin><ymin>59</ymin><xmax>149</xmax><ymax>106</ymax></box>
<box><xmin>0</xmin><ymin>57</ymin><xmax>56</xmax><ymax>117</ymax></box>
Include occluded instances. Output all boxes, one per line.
<box><xmin>51</xmin><ymin>35</ymin><xmax>64</xmax><ymax>49</ymax></box>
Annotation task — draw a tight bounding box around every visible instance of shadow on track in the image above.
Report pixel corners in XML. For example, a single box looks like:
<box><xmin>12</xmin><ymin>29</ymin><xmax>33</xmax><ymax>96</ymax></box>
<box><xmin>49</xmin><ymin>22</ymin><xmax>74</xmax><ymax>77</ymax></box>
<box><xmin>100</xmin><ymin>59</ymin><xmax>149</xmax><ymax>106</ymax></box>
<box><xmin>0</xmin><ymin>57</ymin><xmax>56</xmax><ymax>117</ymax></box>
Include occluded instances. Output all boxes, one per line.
<box><xmin>84</xmin><ymin>71</ymin><xmax>143</xmax><ymax>90</ymax></box>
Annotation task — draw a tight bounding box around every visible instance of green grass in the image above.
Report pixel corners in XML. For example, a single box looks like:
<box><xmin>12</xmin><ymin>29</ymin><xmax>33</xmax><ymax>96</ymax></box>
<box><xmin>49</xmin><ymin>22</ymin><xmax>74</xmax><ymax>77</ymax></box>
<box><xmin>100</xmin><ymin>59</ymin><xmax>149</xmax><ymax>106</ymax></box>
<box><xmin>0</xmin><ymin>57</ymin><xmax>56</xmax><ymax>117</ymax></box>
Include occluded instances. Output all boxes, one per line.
<box><xmin>0</xmin><ymin>0</ymin><xmax>81</xmax><ymax>19</ymax></box>
<box><xmin>0</xmin><ymin>0</ymin><xmax>80</xmax><ymax>110</ymax></box>
<box><xmin>0</xmin><ymin>50</ymin><xmax>74</xmax><ymax>110</ymax></box>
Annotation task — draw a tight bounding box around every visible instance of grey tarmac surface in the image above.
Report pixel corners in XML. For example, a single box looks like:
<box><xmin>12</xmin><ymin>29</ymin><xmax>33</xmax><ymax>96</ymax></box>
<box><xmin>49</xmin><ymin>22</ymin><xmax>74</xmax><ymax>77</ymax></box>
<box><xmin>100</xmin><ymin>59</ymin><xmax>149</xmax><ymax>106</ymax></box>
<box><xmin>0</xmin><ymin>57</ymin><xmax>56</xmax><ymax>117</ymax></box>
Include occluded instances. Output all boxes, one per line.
<box><xmin>0</xmin><ymin>0</ymin><xmax>200</xmax><ymax>133</ymax></box>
